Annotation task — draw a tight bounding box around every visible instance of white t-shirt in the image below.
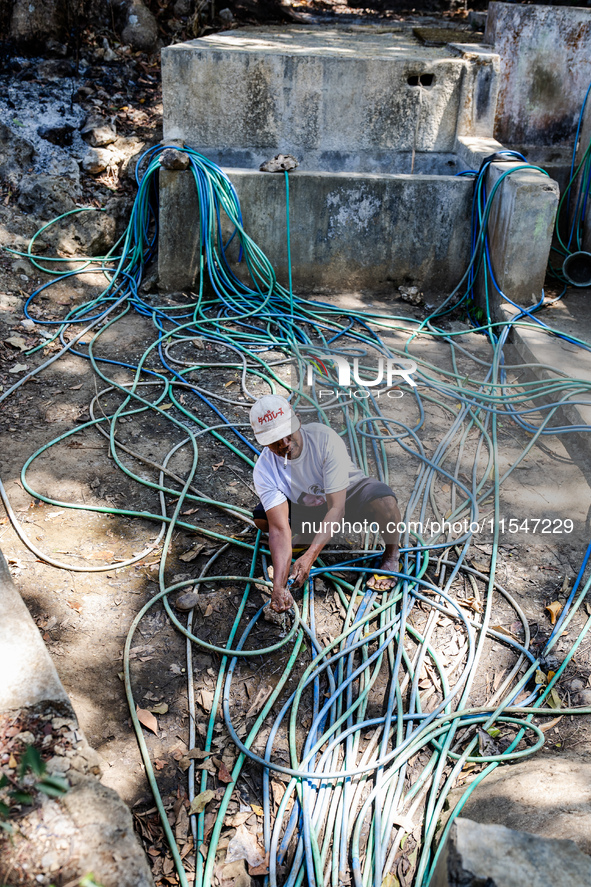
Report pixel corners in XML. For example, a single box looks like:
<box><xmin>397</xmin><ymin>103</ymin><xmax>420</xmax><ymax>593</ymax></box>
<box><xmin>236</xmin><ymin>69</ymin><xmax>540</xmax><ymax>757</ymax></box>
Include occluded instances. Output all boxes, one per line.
<box><xmin>253</xmin><ymin>423</ymin><xmax>366</xmax><ymax>512</ymax></box>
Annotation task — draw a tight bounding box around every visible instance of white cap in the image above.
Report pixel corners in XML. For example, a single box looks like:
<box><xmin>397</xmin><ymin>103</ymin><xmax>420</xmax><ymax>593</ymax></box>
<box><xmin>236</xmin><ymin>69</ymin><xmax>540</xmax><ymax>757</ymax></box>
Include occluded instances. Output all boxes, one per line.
<box><xmin>249</xmin><ymin>395</ymin><xmax>300</xmax><ymax>446</ymax></box>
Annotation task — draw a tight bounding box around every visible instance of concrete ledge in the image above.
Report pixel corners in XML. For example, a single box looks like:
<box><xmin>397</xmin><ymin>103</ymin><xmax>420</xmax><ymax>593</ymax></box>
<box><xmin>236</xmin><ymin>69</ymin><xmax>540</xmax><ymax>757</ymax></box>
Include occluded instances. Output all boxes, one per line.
<box><xmin>159</xmin><ymin>166</ymin><xmax>474</xmax><ymax>293</ymax></box>
<box><xmin>0</xmin><ymin>548</ymin><xmax>69</xmax><ymax>711</ymax></box>
<box><xmin>433</xmin><ymin>818</ymin><xmax>591</xmax><ymax>887</ymax></box>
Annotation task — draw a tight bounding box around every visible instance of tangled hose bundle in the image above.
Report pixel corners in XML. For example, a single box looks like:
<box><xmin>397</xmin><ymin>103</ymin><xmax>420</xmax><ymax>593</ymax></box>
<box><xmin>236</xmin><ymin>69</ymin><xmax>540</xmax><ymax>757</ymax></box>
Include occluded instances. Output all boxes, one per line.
<box><xmin>1</xmin><ymin>130</ymin><xmax>591</xmax><ymax>887</ymax></box>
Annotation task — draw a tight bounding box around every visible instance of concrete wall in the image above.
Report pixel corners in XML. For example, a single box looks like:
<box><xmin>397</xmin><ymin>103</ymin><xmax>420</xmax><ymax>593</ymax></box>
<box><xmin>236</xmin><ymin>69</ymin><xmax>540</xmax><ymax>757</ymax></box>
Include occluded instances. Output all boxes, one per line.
<box><xmin>162</xmin><ymin>27</ymin><xmax>499</xmax><ymax>174</ymax></box>
<box><xmin>575</xmin><ymin>92</ymin><xmax>591</xmax><ymax>253</ymax></box>
<box><xmin>159</xmin><ymin>167</ymin><xmax>474</xmax><ymax>293</ymax></box>
<box><xmin>485</xmin><ymin>2</ymin><xmax>591</xmax><ymax>146</ymax></box>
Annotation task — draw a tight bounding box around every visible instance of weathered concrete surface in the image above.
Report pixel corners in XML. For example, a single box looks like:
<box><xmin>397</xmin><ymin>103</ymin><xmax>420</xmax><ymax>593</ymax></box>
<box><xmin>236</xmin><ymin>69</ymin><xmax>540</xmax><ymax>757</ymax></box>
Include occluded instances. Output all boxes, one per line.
<box><xmin>158</xmin><ymin>167</ymin><xmax>201</xmax><ymax>291</ymax></box>
<box><xmin>485</xmin><ymin>161</ymin><xmax>559</xmax><ymax>307</ymax></box>
<box><xmin>485</xmin><ymin>2</ymin><xmax>591</xmax><ymax>146</ymax></box>
<box><xmin>0</xmin><ymin>548</ymin><xmax>70</xmax><ymax>711</ymax></box>
<box><xmin>432</xmin><ymin>817</ymin><xmax>591</xmax><ymax>887</ymax></box>
<box><xmin>162</xmin><ymin>26</ymin><xmax>499</xmax><ymax>171</ymax></box>
<box><xmin>159</xmin><ymin>25</ymin><xmax>557</xmax><ymax>295</ymax></box>
<box><xmin>496</xmin><ymin>291</ymin><xmax>591</xmax><ymax>472</ymax></box>
<box><xmin>574</xmin><ymin>92</ymin><xmax>591</xmax><ymax>253</ymax></box>
<box><xmin>160</xmin><ymin>166</ymin><xmax>474</xmax><ymax>293</ymax></box>
<box><xmin>445</xmin><ymin>754</ymin><xmax>591</xmax><ymax>856</ymax></box>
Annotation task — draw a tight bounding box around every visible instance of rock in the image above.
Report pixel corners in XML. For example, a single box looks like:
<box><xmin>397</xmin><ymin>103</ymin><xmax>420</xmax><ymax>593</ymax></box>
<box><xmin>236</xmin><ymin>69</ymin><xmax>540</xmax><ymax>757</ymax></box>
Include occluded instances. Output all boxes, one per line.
<box><xmin>174</xmin><ymin>0</ymin><xmax>192</xmax><ymax>14</ymax></box>
<box><xmin>121</xmin><ymin>0</ymin><xmax>159</xmax><ymax>52</ymax></box>
<box><xmin>575</xmin><ymin>689</ymin><xmax>591</xmax><ymax>706</ymax></box>
<box><xmin>110</xmin><ymin>135</ymin><xmax>147</xmax><ymax>179</ymax></box>
<box><xmin>175</xmin><ymin>591</ymin><xmax>200</xmax><ymax>611</ymax></box>
<box><xmin>433</xmin><ymin>818</ymin><xmax>591</xmax><ymax>887</ymax></box>
<box><xmin>263</xmin><ymin>602</ymin><xmax>289</xmax><ymax>628</ymax></box>
<box><xmin>219</xmin><ymin>8</ymin><xmax>235</xmax><ymax>22</ymax></box>
<box><xmin>42</xmin><ymin>197</ymin><xmax>132</xmax><ymax>257</ymax></box>
<box><xmin>0</xmin><ymin>772</ymin><xmax>154</xmax><ymax>887</ymax></box>
<box><xmin>9</xmin><ymin>0</ymin><xmax>68</xmax><ymax>50</ymax></box>
<box><xmin>259</xmin><ymin>153</ymin><xmax>299</xmax><ymax>173</ymax></box>
<box><xmin>45</xmin><ymin>38</ymin><xmax>69</xmax><ymax>57</ymax></box>
<box><xmin>218</xmin><ymin>859</ymin><xmax>253</xmax><ymax>887</ymax></box>
<box><xmin>0</xmin><ymin>121</ymin><xmax>35</xmax><ymax>186</ymax></box>
<box><xmin>17</xmin><ymin>174</ymin><xmax>79</xmax><ymax>218</ymax></box>
<box><xmin>81</xmin><ymin>115</ymin><xmax>117</xmax><ymax>148</ymax></box>
<box><xmin>446</xmin><ymin>754</ymin><xmax>591</xmax><ymax>855</ymax></box>
<box><xmin>37</xmin><ymin>58</ymin><xmax>76</xmax><ymax>80</ymax></box>
<box><xmin>37</xmin><ymin>123</ymin><xmax>75</xmax><ymax>147</ymax></box>
<box><xmin>468</xmin><ymin>10</ymin><xmax>487</xmax><ymax>31</ymax></box>
<box><xmin>160</xmin><ymin>148</ymin><xmax>190</xmax><ymax>170</ymax></box>
<box><xmin>102</xmin><ymin>37</ymin><xmax>118</xmax><ymax>62</ymax></box>
<box><xmin>82</xmin><ymin>147</ymin><xmax>112</xmax><ymax>175</ymax></box>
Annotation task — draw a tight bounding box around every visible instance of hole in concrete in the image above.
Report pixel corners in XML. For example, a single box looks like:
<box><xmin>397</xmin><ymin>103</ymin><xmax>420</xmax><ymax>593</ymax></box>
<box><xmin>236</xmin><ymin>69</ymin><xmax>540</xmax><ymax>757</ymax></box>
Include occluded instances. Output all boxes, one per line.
<box><xmin>407</xmin><ymin>73</ymin><xmax>435</xmax><ymax>88</ymax></box>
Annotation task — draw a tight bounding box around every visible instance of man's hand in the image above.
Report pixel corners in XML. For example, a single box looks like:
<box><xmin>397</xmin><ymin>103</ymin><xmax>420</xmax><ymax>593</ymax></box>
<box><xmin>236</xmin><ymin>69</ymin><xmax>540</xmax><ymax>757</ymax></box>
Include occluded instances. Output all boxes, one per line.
<box><xmin>271</xmin><ymin>586</ymin><xmax>294</xmax><ymax>613</ymax></box>
<box><xmin>289</xmin><ymin>554</ymin><xmax>313</xmax><ymax>589</ymax></box>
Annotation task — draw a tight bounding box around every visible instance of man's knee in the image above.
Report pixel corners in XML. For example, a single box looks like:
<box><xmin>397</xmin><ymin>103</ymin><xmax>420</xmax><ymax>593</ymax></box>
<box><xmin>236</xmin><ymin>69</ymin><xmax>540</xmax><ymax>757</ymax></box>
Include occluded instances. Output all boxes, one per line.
<box><xmin>254</xmin><ymin>518</ymin><xmax>270</xmax><ymax>532</ymax></box>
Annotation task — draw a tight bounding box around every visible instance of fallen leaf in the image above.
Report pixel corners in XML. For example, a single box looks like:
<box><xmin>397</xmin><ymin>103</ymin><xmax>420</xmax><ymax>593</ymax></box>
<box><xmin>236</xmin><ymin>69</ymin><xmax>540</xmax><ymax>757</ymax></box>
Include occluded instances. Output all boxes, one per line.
<box><xmin>225</xmin><ymin>824</ymin><xmax>267</xmax><ymax>868</ymax></box>
<box><xmin>227</xmin><ymin>811</ymin><xmax>253</xmax><ymax>828</ymax></box>
<box><xmin>181</xmin><ymin>507</ymin><xmax>199</xmax><ymax>515</ymax></box>
<box><xmin>9</xmin><ymin>363</ymin><xmax>28</xmax><ymax>374</ymax></box>
<box><xmin>136</xmin><ymin>706</ymin><xmax>159</xmax><ymax>734</ymax></box>
<box><xmin>8</xmin><ymin>753</ymin><xmax>17</xmax><ymax>769</ymax></box>
<box><xmin>217</xmin><ymin>760</ymin><xmax>233</xmax><ymax>783</ymax></box>
<box><xmin>88</xmin><ymin>550</ymin><xmax>115</xmax><ymax>560</ymax></box>
<box><xmin>149</xmin><ymin>702</ymin><xmax>168</xmax><ymax>715</ymax></box>
<box><xmin>224</xmin><ymin>380</ymin><xmax>236</xmax><ymax>387</ymax></box>
<box><xmin>189</xmin><ymin>789</ymin><xmax>216</xmax><ymax>815</ymax></box>
<box><xmin>186</xmin><ymin>748</ymin><xmax>214</xmax><ymax>760</ymax></box>
<box><xmin>212</xmin><ymin>460</ymin><xmax>224</xmax><ymax>471</ymax></box>
<box><xmin>540</xmin><ymin>716</ymin><xmax>563</xmax><ymax>733</ymax></box>
<box><xmin>547</xmin><ymin>688</ymin><xmax>562</xmax><ymax>710</ymax></box>
<box><xmin>545</xmin><ymin>601</ymin><xmax>562</xmax><ymax>625</ymax></box>
<box><xmin>251</xmin><ymin>804</ymin><xmax>263</xmax><ymax>817</ymax></box>
<box><xmin>198</xmin><ymin>688</ymin><xmax>215</xmax><ymax>712</ymax></box>
<box><xmin>154</xmin><ymin>758</ymin><xmax>167</xmax><ymax>770</ymax></box>
<box><xmin>249</xmin><ymin>855</ymin><xmax>270</xmax><ymax>877</ymax></box>
<box><xmin>69</xmin><ymin>383</ymin><xmax>84</xmax><ymax>390</ymax></box>
<box><xmin>381</xmin><ymin>874</ymin><xmax>401</xmax><ymax>887</ymax></box>
<box><xmin>245</xmin><ymin>684</ymin><xmax>273</xmax><ymax>720</ymax></box>
<box><xmin>67</xmin><ymin>600</ymin><xmax>83</xmax><ymax>614</ymax></box>
<box><xmin>5</xmin><ymin>335</ymin><xmax>27</xmax><ymax>351</ymax></box>
<box><xmin>179</xmin><ymin>543</ymin><xmax>205</xmax><ymax>563</ymax></box>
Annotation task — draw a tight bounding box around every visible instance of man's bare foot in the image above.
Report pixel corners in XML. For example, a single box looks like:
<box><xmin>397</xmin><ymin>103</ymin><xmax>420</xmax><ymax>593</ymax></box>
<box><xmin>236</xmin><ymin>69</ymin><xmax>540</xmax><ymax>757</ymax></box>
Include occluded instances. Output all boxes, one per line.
<box><xmin>366</xmin><ymin>551</ymin><xmax>399</xmax><ymax>591</ymax></box>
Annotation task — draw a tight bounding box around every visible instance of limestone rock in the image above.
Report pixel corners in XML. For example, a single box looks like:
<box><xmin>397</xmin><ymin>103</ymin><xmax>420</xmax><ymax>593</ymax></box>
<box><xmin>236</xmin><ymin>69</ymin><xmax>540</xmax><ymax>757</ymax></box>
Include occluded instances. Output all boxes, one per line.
<box><xmin>37</xmin><ymin>58</ymin><xmax>76</xmax><ymax>80</ymax></box>
<box><xmin>433</xmin><ymin>818</ymin><xmax>591</xmax><ymax>887</ymax></box>
<box><xmin>82</xmin><ymin>147</ymin><xmax>112</xmax><ymax>175</ymax></box>
<box><xmin>9</xmin><ymin>0</ymin><xmax>68</xmax><ymax>49</ymax></box>
<box><xmin>160</xmin><ymin>148</ymin><xmax>190</xmax><ymax>170</ymax></box>
<box><xmin>81</xmin><ymin>115</ymin><xmax>118</xmax><ymax>148</ymax></box>
<box><xmin>446</xmin><ymin>753</ymin><xmax>591</xmax><ymax>855</ymax></box>
<box><xmin>0</xmin><ymin>121</ymin><xmax>35</xmax><ymax>187</ymax></box>
<box><xmin>259</xmin><ymin>153</ymin><xmax>299</xmax><ymax>173</ymax></box>
<box><xmin>0</xmin><ymin>772</ymin><xmax>154</xmax><ymax>887</ymax></box>
<box><xmin>121</xmin><ymin>0</ymin><xmax>159</xmax><ymax>52</ymax></box>
<box><xmin>17</xmin><ymin>174</ymin><xmax>79</xmax><ymax>219</ymax></box>
<box><xmin>37</xmin><ymin>123</ymin><xmax>75</xmax><ymax>147</ymax></box>
<box><xmin>175</xmin><ymin>591</ymin><xmax>200</xmax><ymax>611</ymax></box>
<box><xmin>42</xmin><ymin>197</ymin><xmax>132</xmax><ymax>257</ymax></box>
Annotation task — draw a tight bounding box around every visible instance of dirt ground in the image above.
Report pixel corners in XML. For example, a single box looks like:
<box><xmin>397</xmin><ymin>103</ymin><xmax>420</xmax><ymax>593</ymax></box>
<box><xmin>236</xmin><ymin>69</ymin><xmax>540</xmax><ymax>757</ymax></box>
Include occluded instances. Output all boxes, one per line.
<box><xmin>2</xmin><ymin>6</ymin><xmax>591</xmax><ymax>886</ymax></box>
<box><xmin>2</xmin><ymin>271</ymin><xmax>591</xmax><ymax>886</ymax></box>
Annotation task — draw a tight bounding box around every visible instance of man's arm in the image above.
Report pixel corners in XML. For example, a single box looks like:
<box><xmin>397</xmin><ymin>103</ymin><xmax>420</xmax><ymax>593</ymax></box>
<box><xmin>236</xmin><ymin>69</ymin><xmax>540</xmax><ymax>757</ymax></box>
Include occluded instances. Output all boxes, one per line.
<box><xmin>290</xmin><ymin>489</ymin><xmax>346</xmax><ymax>588</ymax></box>
<box><xmin>265</xmin><ymin>500</ymin><xmax>294</xmax><ymax>612</ymax></box>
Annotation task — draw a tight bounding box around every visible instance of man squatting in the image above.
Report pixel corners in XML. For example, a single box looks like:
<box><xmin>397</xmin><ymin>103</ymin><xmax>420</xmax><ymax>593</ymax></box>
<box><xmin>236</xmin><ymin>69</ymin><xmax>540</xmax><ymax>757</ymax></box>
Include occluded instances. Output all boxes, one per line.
<box><xmin>249</xmin><ymin>395</ymin><xmax>402</xmax><ymax>613</ymax></box>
